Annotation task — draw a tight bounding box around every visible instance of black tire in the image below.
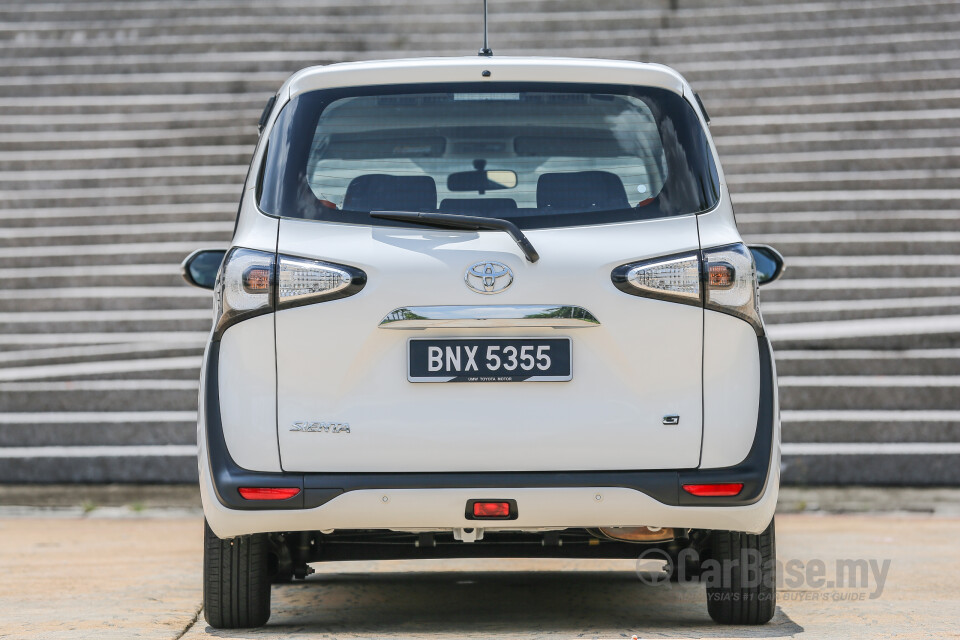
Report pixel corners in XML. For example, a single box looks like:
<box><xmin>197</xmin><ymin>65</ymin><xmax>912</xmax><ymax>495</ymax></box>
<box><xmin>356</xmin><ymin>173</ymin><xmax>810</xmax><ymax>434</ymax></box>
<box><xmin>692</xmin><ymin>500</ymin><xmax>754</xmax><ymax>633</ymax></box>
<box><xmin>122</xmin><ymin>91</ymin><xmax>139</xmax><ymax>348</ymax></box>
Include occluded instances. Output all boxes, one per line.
<box><xmin>203</xmin><ymin>520</ymin><xmax>272</xmax><ymax>629</ymax></box>
<box><xmin>704</xmin><ymin>519</ymin><xmax>776</xmax><ymax>625</ymax></box>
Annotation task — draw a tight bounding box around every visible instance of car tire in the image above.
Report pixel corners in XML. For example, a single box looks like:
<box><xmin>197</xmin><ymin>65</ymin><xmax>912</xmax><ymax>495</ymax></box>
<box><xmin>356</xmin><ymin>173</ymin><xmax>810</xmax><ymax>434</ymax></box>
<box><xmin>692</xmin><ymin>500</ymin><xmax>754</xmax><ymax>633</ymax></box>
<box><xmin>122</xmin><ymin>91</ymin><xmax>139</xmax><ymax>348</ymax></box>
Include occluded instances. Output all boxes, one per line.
<box><xmin>203</xmin><ymin>520</ymin><xmax>271</xmax><ymax>629</ymax></box>
<box><xmin>704</xmin><ymin>519</ymin><xmax>776</xmax><ymax>625</ymax></box>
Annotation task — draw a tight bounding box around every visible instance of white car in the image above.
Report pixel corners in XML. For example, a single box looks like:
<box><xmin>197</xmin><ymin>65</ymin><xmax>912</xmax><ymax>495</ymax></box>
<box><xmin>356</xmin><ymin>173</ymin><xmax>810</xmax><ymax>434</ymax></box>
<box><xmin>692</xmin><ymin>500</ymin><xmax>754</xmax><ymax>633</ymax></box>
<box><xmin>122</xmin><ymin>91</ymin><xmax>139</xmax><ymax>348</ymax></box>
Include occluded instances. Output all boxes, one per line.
<box><xmin>182</xmin><ymin>56</ymin><xmax>786</xmax><ymax>628</ymax></box>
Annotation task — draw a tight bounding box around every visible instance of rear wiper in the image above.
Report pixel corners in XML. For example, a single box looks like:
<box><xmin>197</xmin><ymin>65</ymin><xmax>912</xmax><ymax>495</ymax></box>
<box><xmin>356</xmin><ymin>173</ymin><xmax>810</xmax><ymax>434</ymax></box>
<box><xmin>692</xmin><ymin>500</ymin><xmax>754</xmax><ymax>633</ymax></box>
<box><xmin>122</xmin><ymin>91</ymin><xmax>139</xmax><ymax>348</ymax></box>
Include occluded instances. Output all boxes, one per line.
<box><xmin>370</xmin><ymin>211</ymin><xmax>540</xmax><ymax>263</ymax></box>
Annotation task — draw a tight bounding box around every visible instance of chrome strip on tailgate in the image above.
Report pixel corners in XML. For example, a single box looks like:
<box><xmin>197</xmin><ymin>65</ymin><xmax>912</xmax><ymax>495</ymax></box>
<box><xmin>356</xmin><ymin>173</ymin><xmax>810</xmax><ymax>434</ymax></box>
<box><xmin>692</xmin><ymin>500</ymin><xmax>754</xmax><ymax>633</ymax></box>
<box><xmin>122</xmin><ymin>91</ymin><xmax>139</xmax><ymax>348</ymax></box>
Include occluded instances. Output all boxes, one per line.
<box><xmin>378</xmin><ymin>305</ymin><xmax>600</xmax><ymax>329</ymax></box>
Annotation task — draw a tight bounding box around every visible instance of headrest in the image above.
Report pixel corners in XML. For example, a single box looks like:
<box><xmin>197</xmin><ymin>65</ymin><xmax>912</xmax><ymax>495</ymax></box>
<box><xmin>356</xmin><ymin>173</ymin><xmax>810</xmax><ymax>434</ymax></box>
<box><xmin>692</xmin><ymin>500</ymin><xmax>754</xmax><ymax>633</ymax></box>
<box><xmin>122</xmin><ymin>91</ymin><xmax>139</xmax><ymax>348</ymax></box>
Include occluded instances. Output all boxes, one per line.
<box><xmin>536</xmin><ymin>171</ymin><xmax>630</xmax><ymax>212</ymax></box>
<box><xmin>342</xmin><ymin>174</ymin><xmax>437</xmax><ymax>212</ymax></box>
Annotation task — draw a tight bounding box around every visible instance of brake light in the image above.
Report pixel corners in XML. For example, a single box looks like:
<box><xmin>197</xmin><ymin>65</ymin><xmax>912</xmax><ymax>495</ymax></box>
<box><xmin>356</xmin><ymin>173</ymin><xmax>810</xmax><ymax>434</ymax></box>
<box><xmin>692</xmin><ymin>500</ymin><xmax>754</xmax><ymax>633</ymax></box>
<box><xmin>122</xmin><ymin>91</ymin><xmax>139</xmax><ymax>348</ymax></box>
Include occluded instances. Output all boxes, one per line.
<box><xmin>682</xmin><ymin>483</ymin><xmax>744</xmax><ymax>497</ymax></box>
<box><xmin>238</xmin><ymin>487</ymin><xmax>301</xmax><ymax>500</ymax></box>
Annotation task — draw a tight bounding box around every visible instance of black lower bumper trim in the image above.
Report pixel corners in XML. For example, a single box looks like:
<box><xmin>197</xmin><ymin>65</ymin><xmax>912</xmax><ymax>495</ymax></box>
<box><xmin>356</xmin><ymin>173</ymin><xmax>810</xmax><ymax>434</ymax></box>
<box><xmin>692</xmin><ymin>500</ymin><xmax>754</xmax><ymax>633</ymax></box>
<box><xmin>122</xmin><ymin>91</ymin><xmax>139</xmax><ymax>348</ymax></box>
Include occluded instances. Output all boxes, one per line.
<box><xmin>204</xmin><ymin>337</ymin><xmax>776</xmax><ymax>511</ymax></box>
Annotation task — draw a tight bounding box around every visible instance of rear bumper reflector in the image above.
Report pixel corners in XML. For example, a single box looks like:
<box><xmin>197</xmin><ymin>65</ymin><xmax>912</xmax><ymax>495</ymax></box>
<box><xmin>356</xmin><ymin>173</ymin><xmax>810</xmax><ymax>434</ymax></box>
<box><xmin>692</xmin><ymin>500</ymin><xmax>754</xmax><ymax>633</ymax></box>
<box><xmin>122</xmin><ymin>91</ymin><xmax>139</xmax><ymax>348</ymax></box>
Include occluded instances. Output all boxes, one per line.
<box><xmin>238</xmin><ymin>487</ymin><xmax>301</xmax><ymax>500</ymax></box>
<box><xmin>682</xmin><ymin>483</ymin><xmax>744</xmax><ymax>497</ymax></box>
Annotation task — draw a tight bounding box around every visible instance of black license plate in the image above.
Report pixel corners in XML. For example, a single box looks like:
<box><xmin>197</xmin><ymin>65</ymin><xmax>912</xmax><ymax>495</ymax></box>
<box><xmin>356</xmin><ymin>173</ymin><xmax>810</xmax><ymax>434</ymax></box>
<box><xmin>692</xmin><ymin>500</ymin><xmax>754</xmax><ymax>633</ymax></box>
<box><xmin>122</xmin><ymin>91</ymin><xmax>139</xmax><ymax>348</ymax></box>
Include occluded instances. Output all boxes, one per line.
<box><xmin>408</xmin><ymin>338</ymin><xmax>572</xmax><ymax>383</ymax></box>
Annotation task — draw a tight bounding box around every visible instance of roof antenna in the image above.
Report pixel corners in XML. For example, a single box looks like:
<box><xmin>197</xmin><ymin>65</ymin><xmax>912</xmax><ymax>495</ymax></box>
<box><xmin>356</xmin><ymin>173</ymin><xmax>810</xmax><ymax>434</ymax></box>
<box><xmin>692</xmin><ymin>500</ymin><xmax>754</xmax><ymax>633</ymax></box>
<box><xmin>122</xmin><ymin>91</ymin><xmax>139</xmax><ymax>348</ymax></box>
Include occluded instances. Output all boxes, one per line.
<box><xmin>478</xmin><ymin>0</ymin><xmax>493</xmax><ymax>56</ymax></box>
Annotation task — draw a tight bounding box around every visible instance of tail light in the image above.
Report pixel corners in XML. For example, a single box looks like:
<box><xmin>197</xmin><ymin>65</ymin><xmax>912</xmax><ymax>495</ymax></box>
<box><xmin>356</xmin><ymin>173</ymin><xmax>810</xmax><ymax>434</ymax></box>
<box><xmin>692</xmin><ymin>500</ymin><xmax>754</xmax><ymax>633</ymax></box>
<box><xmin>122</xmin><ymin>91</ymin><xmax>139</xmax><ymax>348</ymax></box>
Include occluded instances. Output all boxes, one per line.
<box><xmin>213</xmin><ymin>248</ymin><xmax>275</xmax><ymax>339</ymax></box>
<box><xmin>611</xmin><ymin>251</ymin><xmax>701</xmax><ymax>306</ymax></box>
<box><xmin>213</xmin><ymin>249</ymin><xmax>366</xmax><ymax>338</ymax></box>
<box><xmin>702</xmin><ymin>243</ymin><xmax>762</xmax><ymax>332</ymax></box>
<box><xmin>278</xmin><ymin>255</ymin><xmax>366</xmax><ymax>310</ymax></box>
<box><xmin>611</xmin><ymin>242</ymin><xmax>762</xmax><ymax>333</ymax></box>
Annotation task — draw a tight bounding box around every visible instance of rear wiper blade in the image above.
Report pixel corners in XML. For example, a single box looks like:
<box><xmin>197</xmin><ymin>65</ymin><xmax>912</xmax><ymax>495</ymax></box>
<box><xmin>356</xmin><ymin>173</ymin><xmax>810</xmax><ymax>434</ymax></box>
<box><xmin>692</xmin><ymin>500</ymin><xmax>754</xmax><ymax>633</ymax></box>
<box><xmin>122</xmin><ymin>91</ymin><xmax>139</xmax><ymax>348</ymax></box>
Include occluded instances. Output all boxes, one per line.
<box><xmin>370</xmin><ymin>210</ymin><xmax>540</xmax><ymax>263</ymax></box>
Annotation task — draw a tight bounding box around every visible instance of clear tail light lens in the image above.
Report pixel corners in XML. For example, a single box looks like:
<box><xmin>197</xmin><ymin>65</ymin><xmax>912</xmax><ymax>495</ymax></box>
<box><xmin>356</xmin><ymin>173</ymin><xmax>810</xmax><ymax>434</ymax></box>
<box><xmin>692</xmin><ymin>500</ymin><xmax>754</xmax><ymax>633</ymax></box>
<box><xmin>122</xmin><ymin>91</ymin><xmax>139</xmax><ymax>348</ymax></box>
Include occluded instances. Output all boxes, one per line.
<box><xmin>212</xmin><ymin>250</ymin><xmax>367</xmax><ymax>338</ymax></box>
<box><xmin>702</xmin><ymin>243</ymin><xmax>762</xmax><ymax>332</ymax></box>
<box><xmin>611</xmin><ymin>251</ymin><xmax>701</xmax><ymax>306</ymax></box>
<box><xmin>278</xmin><ymin>255</ymin><xmax>366</xmax><ymax>310</ymax></box>
<box><xmin>213</xmin><ymin>247</ymin><xmax>275</xmax><ymax>338</ymax></box>
<box><xmin>612</xmin><ymin>243</ymin><xmax>763</xmax><ymax>333</ymax></box>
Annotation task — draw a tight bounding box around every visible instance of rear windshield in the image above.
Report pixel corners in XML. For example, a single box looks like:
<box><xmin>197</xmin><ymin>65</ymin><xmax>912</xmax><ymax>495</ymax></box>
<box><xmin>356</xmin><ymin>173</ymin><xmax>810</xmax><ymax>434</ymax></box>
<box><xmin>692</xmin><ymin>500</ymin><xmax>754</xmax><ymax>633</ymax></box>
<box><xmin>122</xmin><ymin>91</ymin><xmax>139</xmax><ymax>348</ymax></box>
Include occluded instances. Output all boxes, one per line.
<box><xmin>259</xmin><ymin>82</ymin><xmax>720</xmax><ymax>229</ymax></box>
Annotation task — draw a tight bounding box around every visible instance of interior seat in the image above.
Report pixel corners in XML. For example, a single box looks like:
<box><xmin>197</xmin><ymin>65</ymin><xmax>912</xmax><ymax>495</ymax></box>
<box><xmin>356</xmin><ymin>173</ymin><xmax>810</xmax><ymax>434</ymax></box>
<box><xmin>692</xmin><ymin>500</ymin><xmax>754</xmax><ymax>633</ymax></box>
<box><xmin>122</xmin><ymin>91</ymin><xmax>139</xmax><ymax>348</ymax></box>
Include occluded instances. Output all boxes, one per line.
<box><xmin>342</xmin><ymin>174</ymin><xmax>437</xmax><ymax>212</ymax></box>
<box><xmin>536</xmin><ymin>170</ymin><xmax>630</xmax><ymax>213</ymax></box>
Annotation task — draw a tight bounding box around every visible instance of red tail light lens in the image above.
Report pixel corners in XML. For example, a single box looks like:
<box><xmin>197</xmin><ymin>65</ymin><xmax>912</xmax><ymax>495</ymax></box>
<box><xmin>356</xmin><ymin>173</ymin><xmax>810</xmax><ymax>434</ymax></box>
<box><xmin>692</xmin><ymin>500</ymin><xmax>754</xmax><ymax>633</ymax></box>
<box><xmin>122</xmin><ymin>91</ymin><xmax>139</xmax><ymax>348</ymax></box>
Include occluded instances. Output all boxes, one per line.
<box><xmin>472</xmin><ymin>501</ymin><xmax>511</xmax><ymax>518</ymax></box>
<box><xmin>238</xmin><ymin>487</ymin><xmax>301</xmax><ymax>501</ymax></box>
<box><xmin>682</xmin><ymin>483</ymin><xmax>744</xmax><ymax>497</ymax></box>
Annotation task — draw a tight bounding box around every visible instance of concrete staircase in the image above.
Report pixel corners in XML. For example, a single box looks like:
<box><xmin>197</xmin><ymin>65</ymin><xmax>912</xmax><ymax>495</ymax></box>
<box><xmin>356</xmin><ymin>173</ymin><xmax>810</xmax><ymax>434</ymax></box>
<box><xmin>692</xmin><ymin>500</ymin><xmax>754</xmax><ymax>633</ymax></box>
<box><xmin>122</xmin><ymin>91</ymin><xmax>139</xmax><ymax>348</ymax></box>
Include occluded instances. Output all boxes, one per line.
<box><xmin>1</xmin><ymin>0</ymin><xmax>957</xmax><ymax>484</ymax></box>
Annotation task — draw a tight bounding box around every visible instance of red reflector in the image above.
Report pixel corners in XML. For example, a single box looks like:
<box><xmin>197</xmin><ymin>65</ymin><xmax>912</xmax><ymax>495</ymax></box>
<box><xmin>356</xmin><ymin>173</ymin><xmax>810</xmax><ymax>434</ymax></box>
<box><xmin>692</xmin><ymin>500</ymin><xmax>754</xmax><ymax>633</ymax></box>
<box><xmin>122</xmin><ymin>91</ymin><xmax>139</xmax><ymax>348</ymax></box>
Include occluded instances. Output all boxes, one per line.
<box><xmin>472</xmin><ymin>501</ymin><xmax>511</xmax><ymax>518</ymax></box>
<box><xmin>682</xmin><ymin>483</ymin><xmax>744</xmax><ymax>497</ymax></box>
<box><xmin>238</xmin><ymin>487</ymin><xmax>300</xmax><ymax>501</ymax></box>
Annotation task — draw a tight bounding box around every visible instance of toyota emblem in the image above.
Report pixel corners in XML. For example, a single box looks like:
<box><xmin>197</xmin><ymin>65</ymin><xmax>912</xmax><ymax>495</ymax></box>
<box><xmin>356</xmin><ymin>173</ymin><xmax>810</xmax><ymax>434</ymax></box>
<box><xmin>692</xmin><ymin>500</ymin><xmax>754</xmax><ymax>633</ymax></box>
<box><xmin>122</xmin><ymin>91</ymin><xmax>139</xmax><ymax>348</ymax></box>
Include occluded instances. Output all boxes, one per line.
<box><xmin>465</xmin><ymin>261</ymin><xmax>514</xmax><ymax>294</ymax></box>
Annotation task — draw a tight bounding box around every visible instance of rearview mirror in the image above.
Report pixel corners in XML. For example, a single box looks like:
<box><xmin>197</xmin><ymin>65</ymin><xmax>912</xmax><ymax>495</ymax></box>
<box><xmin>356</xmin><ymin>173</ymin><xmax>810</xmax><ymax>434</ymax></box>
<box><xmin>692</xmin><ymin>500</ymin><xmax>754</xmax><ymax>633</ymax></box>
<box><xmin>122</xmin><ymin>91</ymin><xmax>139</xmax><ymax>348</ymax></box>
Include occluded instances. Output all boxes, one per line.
<box><xmin>447</xmin><ymin>169</ymin><xmax>517</xmax><ymax>193</ymax></box>
<box><xmin>180</xmin><ymin>249</ymin><xmax>226</xmax><ymax>290</ymax></box>
<box><xmin>749</xmin><ymin>244</ymin><xmax>785</xmax><ymax>286</ymax></box>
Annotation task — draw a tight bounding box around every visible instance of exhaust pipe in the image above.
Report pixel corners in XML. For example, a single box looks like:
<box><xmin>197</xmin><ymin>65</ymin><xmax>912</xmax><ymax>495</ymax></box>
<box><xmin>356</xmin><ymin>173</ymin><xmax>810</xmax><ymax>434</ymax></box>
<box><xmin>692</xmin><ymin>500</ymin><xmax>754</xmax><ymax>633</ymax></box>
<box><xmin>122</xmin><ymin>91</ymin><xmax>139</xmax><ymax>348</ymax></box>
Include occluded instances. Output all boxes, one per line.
<box><xmin>599</xmin><ymin>526</ymin><xmax>675</xmax><ymax>543</ymax></box>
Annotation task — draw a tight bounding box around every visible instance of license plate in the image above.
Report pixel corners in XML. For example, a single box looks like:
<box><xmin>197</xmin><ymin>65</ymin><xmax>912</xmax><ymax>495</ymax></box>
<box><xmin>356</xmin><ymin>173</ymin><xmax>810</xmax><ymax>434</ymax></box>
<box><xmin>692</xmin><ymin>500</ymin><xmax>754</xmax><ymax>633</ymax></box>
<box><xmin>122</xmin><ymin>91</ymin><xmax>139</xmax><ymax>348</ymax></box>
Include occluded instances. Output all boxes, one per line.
<box><xmin>408</xmin><ymin>337</ymin><xmax>572</xmax><ymax>382</ymax></box>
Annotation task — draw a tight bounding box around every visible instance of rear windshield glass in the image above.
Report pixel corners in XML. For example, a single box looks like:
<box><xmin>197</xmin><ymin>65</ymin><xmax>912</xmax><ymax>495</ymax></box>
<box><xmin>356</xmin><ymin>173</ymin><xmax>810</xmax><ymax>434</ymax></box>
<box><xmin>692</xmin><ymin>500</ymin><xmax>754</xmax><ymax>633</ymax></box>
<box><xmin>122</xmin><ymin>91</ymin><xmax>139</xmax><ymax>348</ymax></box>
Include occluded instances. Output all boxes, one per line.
<box><xmin>259</xmin><ymin>82</ymin><xmax>720</xmax><ymax>229</ymax></box>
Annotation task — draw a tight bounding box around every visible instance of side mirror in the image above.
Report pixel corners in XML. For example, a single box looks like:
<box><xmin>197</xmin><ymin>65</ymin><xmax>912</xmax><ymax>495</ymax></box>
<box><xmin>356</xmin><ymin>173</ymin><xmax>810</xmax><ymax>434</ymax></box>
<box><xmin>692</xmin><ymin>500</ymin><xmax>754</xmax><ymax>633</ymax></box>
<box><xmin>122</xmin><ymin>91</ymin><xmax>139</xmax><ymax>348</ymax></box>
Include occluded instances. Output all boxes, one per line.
<box><xmin>181</xmin><ymin>249</ymin><xmax>226</xmax><ymax>290</ymax></box>
<box><xmin>749</xmin><ymin>244</ymin><xmax>785</xmax><ymax>286</ymax></box>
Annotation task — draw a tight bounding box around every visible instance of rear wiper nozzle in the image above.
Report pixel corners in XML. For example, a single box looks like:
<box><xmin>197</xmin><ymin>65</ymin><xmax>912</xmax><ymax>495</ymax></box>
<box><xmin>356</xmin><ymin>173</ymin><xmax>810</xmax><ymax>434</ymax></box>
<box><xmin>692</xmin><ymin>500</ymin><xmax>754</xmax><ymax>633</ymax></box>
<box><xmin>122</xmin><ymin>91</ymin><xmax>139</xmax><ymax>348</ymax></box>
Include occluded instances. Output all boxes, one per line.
<box><xmin>370</xmin><ymin>211</ymin><xmax>540</xmax><ymax>263</ymax></box>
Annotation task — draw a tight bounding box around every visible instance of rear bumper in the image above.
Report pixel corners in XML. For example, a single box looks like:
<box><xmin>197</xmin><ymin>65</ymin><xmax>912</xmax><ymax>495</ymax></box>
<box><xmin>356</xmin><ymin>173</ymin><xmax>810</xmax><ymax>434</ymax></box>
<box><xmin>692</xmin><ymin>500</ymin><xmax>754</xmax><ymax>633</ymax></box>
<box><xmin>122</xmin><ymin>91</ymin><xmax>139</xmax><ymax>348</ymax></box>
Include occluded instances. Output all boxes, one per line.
<box><xmin>200</xmin><ymin>337</ymin><xmax>779</xmax><ymax>537</ymax></box>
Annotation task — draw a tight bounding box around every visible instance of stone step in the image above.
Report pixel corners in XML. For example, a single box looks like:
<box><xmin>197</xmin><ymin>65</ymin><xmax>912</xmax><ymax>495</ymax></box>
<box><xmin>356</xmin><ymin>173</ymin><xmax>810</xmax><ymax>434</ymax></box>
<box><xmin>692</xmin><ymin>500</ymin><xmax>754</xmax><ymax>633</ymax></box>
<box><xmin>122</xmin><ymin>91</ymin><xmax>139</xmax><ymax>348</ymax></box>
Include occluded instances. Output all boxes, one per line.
<box><xmin>0</xmin><ymin>207</ymin><xmax>235</xmax><ymax>230</ymax></box>
<box><xmin>0</xmin><ymin>445</ymin><xmax>198</xmax><ymax>483</ymax></box>
<box><xmin>0</xmin><ymin>381</ymin><xmax>197</xmax><ymax>414</ymax></box>
<box><xmin>5</xmin><ymin>44</ymin><xmax>958</xmax><ymax>80</ymax></box>
<box><xmin>0</xmin><ymin>342</ymin><xmax>202</xmax><ymax>368</ymax></box>
<box><xmin>3</xmin><ymin>0</ymin><xmax>949</xmax><ymax>23</ymax></box>
<box><xmin>0</xmin><ymin>242</ymin><xmax>223</xmax><ymax>269</ymax></box>
<box><xmin>1</xmin><ymin>5</ymin><xmax>954</xmax><ymax>43</ymax></box>
<box><xmin>781</xmin><ymin>447</ymin><xmax>960</xmax><ymax>485</ymax></box>
<box><xmin>0</xmin><ymin>310</ymin><xmax>213</xmax><ymax>334</ymax></box>
<box><xmin>6</xmin><ymin>26</ymin><xmax>959</xmax><ymax>63</ymax></box>
<box><xmin>0</xmin><ymin>288</ymin><xmax>209</xmax><ymax>313</ymax></box>
<box><xmin>775</xmin><ymin>350</ymin><xmax>960</xmax><ymax>376</ymax></box>
<box><xmin>722</xmin><ymin>148</ymin><xmax>960</xmax><ymax>173</ymax></box>
<box><xmin>710</xmin><ymin>109</ymin><xmax>960</xmax><ymax>137</ymax></box>
<box><xmin>737</xmin><ymin>212</ymin><xmax>960</xmax><ymax>235</ymax></box>
<box><xmin>761</xmin><ymin>277</ymin><xmax>960</xmax><ymax>303</ymax></box>
<box><xmin>0</xmin><ymin>142</ymin><xmax>249</xmax><ymax>167</ymax></box>
<box><xmin>0</xmin><ymin>127</ymin><xmax>258</xmax><ymax>151</ymax></box>
<box><xmin>762</xmin><ymin>297</ymin><xmax>960</xmax><ymax>324</ymax></box>
<box><xmin>0</xmin><ymin>264</ymin><xmax>185</xmax><ymax>289</ymax></box>
<box><xmin>741</xmin><ymin>229</ymin><xmax>960</xmax><ymax>255</ymax></box>
<box><xmin>779</xmin><ymin>375</ymin><xmax>960</xmax><ymax>410</ymax></box>
<box><xmin>768</xmin><ymin>315</ymin><xmax>960</xmax><ymax>350</ymax></box>
<box><xmin>736</xmin><ymin>192</ymin><xmax>960</xmax><ymax>215</ymax></box>
<box><xmin>0</xmin><ymin>165</ymin><xmax>246</xmax><ymax>190</ymax></box>
<box><xmin>727</xmin><ymin>170</ymin><xmax>960</xmax><ymax>193</ymax></box>
<box><xmin>767</xmin><ymin>254</ymin><xmax>960</xmax><ymax>279</ymax></box>
<box><xmin>0</xmin><ymin>221</ymin><xmax>233</xmax><ymax>247</ymax></box>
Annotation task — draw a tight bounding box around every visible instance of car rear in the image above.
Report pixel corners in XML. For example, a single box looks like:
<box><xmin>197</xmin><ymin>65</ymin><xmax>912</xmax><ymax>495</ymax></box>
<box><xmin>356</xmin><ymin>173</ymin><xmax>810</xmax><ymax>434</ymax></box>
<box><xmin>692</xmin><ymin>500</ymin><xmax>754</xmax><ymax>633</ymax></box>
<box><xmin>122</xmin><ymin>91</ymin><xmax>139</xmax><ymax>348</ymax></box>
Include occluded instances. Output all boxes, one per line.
<box><xmin>193</xmin><ymin>57</ymin><xmax>780</xmax><ymax>628</ymax></box>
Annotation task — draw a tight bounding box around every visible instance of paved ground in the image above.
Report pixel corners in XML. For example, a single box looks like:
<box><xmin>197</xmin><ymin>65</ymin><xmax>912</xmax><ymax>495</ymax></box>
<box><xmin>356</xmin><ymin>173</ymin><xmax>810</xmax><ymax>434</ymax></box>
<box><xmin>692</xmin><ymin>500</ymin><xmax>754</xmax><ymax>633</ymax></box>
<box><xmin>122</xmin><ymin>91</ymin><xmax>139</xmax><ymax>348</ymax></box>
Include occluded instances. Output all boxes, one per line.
<box><xmin>1</xmin><ymin>511</ymin><xmax>958</xmax><ymax>640</ymax></box>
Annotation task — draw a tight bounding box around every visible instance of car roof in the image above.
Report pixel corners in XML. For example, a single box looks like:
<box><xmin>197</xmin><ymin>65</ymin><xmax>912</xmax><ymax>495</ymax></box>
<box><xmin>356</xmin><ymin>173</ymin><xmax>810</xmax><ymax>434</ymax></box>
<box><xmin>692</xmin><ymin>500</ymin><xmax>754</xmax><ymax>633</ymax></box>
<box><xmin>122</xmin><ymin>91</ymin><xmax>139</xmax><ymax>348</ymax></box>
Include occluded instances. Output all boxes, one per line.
<box><xmin>282</xmin><ymin>56</ymin><xmax>690</xmax><ymax>101</ymax></box>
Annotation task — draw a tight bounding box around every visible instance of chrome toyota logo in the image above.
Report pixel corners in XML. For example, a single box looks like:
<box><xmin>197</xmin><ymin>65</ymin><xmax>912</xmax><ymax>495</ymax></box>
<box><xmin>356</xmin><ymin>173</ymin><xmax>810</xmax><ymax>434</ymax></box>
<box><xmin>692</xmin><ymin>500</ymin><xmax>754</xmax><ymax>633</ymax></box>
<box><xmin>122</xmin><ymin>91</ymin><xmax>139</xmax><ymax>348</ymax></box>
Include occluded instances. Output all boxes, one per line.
<box><xmin>465</xmin><ymin>261</ymin><xmax>513</xmax><ymax>294</ymax></box>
